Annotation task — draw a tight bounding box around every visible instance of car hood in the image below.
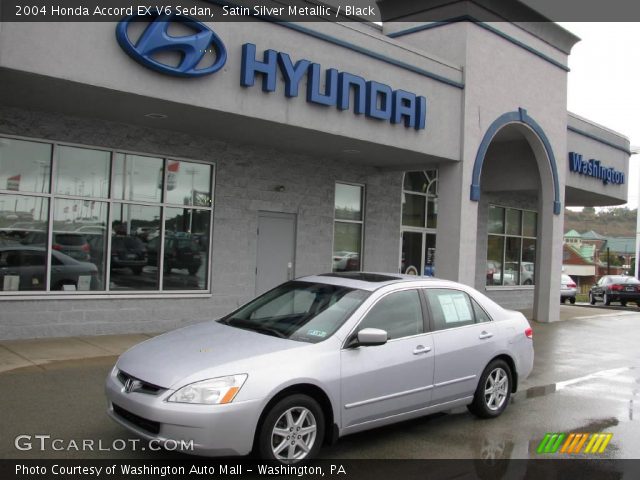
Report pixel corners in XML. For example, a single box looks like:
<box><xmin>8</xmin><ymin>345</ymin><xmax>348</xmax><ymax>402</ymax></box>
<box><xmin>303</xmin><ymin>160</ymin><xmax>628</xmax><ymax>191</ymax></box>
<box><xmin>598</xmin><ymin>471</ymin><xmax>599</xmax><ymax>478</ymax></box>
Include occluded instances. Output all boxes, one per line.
<box><xmin>116</xmin><ymin>321</ymin><xmax>303</xmax><ymax>389</ymax></box>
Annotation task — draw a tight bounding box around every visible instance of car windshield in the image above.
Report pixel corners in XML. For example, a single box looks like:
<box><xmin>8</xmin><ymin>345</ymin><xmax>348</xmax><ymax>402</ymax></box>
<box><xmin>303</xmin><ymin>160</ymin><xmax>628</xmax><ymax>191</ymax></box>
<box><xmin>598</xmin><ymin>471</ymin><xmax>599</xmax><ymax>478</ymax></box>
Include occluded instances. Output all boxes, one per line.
<box><xmin>219</xmin><ymin>281</ymin><xmax>370</xmax><ymax>343</ymax></box>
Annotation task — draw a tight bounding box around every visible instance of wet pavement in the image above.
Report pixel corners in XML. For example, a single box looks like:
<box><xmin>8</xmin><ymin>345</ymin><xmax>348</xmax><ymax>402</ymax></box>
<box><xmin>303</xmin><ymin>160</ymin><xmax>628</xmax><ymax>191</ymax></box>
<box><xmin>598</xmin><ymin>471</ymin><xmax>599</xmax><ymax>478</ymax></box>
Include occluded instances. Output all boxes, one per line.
<box><xmin>0</xmin><ymin>306</ymin><xmax>639</xmax><ymax>460</ymax></box>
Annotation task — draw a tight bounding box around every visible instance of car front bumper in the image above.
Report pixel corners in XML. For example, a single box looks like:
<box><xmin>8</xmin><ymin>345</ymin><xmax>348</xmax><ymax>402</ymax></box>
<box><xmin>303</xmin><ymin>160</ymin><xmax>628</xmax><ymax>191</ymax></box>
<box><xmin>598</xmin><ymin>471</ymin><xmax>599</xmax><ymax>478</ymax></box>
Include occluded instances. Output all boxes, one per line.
<box><xmin>105</xmin><ymin>369</ymin><xmax>262</xmax><ymax>457</ymax></box>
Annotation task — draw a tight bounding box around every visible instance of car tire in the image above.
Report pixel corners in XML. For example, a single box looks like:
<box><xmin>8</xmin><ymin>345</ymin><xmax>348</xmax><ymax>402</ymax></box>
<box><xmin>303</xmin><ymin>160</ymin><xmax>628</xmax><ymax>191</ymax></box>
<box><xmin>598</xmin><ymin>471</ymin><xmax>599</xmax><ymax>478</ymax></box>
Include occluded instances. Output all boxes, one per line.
<box><xmin>524</xmin><ymin>279</ymin><xmax>533</xmax><ymax>285</ymax></box>
<box><xmin>257</xmin><ymin>394</ymin><xmax>325</xmax><ymax>464</ymax></box>
<box><xmin>621</xmin><ymin>300</ymin><xmax>627</xmax><ymax>307</ymax></box>
<box><xmin>468</xmin><ymin>359</ymin><xmax>512</xmax><ymax>419</ymax></box>
<box><xmin>589</xmin><ymin>292</ymin><xmax>596</xmax><ymax>305</ymax></box>
<box><xmin>604</xmin><ymin>293</ymin><xmax>611</xmax><ymax>306</ymax></box>
<box><xmin>569</xmin><ymin>297</ymin><xmax>576</xmax><ymax>305</ymax></box>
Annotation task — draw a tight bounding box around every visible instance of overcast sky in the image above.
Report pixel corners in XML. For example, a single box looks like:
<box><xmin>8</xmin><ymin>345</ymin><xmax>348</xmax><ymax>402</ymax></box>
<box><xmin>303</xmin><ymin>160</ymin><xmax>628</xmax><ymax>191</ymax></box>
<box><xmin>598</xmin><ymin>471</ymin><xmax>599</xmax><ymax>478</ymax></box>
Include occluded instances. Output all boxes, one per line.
<box><xmin>559</xmin><ymin>22</ymin><xmax>640</xmax><ymax>210</ymax></box>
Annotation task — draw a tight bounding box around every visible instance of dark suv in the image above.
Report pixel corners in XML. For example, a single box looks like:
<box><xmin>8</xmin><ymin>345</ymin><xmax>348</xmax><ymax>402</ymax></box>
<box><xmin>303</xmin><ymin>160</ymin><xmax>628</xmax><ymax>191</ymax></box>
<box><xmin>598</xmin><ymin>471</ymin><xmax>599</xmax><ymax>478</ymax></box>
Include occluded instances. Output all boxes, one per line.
<box><xmin>147</xmin><ymin>235</ymin><xmax>202</xmax><ymax>275</ymax></box>
<box><xmin>110</xmin><ymin>235</ymin><xmax>148</xmax><ymax>275</ymax></box>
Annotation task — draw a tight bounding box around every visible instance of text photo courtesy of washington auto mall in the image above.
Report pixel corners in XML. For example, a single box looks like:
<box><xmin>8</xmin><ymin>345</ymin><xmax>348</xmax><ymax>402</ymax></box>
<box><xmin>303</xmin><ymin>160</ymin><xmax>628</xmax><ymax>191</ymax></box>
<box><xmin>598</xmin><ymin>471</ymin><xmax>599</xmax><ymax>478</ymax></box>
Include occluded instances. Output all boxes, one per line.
<box><xmin>1</xmin><ymin>1</ymin><xmax>640</xmax><ymax>480</ymax></box>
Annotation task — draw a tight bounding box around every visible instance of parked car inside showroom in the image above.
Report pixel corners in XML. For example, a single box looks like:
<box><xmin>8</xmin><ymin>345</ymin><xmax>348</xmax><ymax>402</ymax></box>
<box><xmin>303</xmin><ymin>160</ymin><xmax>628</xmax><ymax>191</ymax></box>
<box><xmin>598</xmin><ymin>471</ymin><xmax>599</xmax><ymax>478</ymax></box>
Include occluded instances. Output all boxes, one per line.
<box><xmin>560</xmin><ymin>274</ymin><xmax>577</xmax><ymax>304</ymax></box>
<box><xmin>106</xmin><ymin>272</ymin><xmax>534</xmax><ymax>463</ymax></box>
<box><xmin>589</xmin><ymin>275</ymin><xmax>640</xmax><ymax>306</ymax></box>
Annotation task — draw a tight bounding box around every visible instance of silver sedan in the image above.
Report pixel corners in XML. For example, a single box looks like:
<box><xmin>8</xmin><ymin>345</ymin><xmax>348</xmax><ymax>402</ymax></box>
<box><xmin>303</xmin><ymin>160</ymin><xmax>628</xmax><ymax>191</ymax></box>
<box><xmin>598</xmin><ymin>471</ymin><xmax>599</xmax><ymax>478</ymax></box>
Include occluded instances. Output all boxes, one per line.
<box><xmin>105</xmin><ymin>273</ymin><xmax>534</xmax><ymax>463</ymax></box>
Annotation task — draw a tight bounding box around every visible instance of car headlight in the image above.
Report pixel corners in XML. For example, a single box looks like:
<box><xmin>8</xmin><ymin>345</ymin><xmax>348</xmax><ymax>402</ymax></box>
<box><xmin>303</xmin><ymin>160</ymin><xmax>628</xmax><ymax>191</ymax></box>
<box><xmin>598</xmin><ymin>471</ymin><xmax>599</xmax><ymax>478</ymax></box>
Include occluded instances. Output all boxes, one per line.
<box><xmin>167</xmin><ymin>374</ymin><xmax>248</xmax><ymax>405</ymax></box>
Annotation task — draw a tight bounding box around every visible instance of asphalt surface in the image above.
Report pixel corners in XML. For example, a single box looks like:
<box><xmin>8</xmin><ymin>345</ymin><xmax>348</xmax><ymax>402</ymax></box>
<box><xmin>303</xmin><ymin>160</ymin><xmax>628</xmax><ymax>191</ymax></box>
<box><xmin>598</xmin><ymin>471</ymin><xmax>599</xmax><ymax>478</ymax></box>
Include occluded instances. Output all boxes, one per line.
<box><xmin>1</xmin><ymin>307</ymin><xmax>639</xmax><ymax>461</ymax></box>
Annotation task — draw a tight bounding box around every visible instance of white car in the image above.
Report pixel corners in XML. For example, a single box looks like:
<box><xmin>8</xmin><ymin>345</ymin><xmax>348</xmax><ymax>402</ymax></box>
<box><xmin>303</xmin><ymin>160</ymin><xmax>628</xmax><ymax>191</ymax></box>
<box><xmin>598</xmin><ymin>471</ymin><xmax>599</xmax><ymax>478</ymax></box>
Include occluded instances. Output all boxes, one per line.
<box><xmin>561</xmin><ymin>274</ymin><xmax>577</xmax><ymax>304</ymax></box>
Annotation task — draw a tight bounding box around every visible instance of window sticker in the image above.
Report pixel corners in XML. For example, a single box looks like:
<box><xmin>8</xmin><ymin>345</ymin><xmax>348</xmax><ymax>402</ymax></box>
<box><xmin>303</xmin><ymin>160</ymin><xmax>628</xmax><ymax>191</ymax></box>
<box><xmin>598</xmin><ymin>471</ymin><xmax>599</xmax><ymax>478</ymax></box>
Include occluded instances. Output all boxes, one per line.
<box><xmin>438</xmin><ymin>293</ymin><xmax>472</xmax><ymax>324</ymax></box>
<box><xmin>307</xmin><ymin>329</ymin><xmax>327</xmax><ymax>338</ymax></box>
<box><xmin>3</xmin><ymin>275</ymin><xmax>20</xmax><ymax>291</ymax></box>
<box><xmin>77</xmin><ymin>275</ymin><xmax>92</xmax><ymax>291</ymax></box>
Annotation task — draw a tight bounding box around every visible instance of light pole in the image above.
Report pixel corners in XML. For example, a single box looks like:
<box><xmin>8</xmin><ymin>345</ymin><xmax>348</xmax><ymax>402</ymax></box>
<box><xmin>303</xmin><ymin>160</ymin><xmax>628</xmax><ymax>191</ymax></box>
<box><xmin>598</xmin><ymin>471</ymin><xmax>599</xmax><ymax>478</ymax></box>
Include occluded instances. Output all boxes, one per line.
<box><xmin>632</xmin><ymin>147</ymin><xmax>640</xmax><ymax>278</ymax></box>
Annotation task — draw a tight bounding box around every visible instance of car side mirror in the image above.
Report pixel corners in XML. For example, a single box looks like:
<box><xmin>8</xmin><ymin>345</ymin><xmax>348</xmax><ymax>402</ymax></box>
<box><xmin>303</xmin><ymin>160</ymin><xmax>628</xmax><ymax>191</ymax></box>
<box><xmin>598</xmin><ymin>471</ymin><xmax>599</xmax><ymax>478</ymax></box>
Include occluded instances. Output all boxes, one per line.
<box><xmin>348</xmin><ymin>328</ymin><xmax>388</xmax><ymax>348</ymax></box>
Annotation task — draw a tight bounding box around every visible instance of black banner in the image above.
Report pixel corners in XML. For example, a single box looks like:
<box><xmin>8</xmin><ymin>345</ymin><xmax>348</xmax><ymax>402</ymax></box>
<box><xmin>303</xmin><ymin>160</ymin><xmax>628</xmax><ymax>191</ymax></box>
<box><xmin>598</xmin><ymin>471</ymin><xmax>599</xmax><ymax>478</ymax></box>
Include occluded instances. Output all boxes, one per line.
<box><xmin>3</xmin><ymin>0</ymin><xmax>640</xmax><ymax>22</ymax></box>
<box><xmin>3</xmin><ymin>459</ymin><xmax>640</xmax><ymax>480</ymax></box>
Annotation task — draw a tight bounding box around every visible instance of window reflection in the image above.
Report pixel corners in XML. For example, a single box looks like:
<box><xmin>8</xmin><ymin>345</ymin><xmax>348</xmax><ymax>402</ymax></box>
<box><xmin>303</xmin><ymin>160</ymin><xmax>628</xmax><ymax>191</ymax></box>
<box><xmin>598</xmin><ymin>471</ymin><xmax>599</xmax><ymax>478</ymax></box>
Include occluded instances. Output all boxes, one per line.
<box><xmin>159</xmin><ymin>207</ymin><xmax>209</xmax><ymax>290</ymax></box>
<box><xmin>334</xmin><ymin>183</ymin><xmax>362</xmax><ymax>221</ymax></box>
<box><xmin>110</xmin><ymin>204</ymin><xmax>160</xmax><ymax>291</ymax></box>
<box><xmin>333</xmin><ymin>183</ymin><xmax>364</xmax><ymax>273</ymax></box>
<box><xmin>332</xmin><ymin>223</ymin><xmax>362</xmax><ymax>272</ymax></box>
<box><xmin>113</xmin><ymin>154</ymin><xmax>163</xmax><ymax>203</ymax></box>
<box><xmin>55</xmin><ymin>146</ymin><xmax>110</xmax><ymax>198</ymax></box>
<box><xmin>51</xmin><ymin>198</ymin><xmax>106</xmax><ymax>291</ymax></box>
<box><xmin>0</xmin><ymin>138</ymin><xmax>51</xmax><ymax>194</ymax></box>
<box><xmin>486</xmin><ymin>206</ymin><xmax>537</xmax><ymax>286</ymax></box>
<box><xmin>0</xmin><ymin>195</ymin><xmax>49</xmax><ymax>291</ymax></box>
<box><xmin>0</xmin><ymin>136</ymin><xmax>214</xmax><ymax>295</ymax></box>
<box><xmin>165</xmin><ymin>160</ymin><xmax>212</xmax><ymax>207</ymax></box>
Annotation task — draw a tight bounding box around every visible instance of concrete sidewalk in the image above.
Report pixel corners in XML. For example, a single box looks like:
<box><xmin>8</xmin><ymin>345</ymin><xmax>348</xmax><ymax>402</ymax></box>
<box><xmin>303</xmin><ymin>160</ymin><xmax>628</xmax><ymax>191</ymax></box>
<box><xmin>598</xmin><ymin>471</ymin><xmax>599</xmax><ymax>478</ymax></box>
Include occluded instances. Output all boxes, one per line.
<box><xmin>0</xmin><ymin>304</ymin><xmax>637</xmax><ymax>374</ymax></box>
<box><xmin>0</xmin><ymin>333</ymin><xmax>155</xmax><ymax>374</ymax></box>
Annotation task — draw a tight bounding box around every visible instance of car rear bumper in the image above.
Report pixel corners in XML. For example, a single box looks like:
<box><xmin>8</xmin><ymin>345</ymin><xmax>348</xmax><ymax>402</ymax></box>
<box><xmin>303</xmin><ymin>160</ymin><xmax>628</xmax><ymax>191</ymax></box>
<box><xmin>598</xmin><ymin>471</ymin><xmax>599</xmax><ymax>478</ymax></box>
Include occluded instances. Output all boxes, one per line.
<box><xmin>605</xmin><ymin>292</ymin><xmax>640</xmax><ymax>302</ymax></box>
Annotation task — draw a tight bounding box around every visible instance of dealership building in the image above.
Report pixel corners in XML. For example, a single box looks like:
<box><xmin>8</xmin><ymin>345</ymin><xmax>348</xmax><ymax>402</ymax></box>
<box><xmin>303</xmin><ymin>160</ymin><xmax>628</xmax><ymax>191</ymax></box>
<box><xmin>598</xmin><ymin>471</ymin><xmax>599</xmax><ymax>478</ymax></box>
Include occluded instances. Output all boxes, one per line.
<box><xmin>0</xmin><ymin>0</ymin><xmax>631</xmax><ymax>339</ymax></box>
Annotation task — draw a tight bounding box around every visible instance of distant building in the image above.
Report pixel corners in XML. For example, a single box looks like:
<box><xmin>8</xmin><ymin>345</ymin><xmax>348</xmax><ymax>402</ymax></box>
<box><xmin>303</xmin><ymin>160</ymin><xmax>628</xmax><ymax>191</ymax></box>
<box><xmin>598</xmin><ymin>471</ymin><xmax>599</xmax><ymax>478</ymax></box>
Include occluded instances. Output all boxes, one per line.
<box><xmin>562</xmin><ymin>230</ymin><xmax>632</xmax><ymax>291</ymax></box>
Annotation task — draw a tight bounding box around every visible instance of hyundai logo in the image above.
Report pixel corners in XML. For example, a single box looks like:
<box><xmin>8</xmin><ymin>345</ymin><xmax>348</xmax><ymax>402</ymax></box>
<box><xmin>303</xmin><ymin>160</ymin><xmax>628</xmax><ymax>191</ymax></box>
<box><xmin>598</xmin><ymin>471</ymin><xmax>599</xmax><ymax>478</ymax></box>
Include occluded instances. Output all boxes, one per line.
<box><xmin>116</xmin><ymin>13</ymin><xmax>227</xmax><ymax>78</ymax></box>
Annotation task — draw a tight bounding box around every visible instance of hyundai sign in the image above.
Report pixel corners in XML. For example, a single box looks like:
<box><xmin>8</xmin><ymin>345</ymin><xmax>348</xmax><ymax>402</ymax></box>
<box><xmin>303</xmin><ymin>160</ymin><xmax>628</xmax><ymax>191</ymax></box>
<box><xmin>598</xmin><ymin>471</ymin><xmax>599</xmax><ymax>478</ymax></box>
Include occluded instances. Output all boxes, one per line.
<box><xmin>116</xmin><ymin>13</ymin><xmax>427</xmax><ymax>130</ymax></box>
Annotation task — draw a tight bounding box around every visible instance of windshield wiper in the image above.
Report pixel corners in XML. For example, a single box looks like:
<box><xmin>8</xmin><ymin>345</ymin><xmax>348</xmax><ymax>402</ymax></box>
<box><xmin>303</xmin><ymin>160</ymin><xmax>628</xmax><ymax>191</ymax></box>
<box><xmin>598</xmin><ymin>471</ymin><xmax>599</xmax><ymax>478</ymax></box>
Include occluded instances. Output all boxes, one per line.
<box><xmin>224</xmin><ymin>318</ymin><xmax>287</xmax><ymax>338</ymax></box>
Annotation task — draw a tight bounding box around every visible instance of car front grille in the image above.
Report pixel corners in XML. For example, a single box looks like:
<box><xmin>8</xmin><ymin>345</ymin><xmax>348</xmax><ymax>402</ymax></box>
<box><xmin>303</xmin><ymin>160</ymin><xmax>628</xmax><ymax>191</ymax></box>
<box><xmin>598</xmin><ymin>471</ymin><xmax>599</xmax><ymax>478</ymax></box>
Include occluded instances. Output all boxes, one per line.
<box><xmin>117</xmin><ymin>370</ymin><xmax>164</xmax><ymax>395</ymax></box>
<box><xmin>112</xmin><ymin>404</ymin><xmax>161</xmax><ymax>435</ymax></box>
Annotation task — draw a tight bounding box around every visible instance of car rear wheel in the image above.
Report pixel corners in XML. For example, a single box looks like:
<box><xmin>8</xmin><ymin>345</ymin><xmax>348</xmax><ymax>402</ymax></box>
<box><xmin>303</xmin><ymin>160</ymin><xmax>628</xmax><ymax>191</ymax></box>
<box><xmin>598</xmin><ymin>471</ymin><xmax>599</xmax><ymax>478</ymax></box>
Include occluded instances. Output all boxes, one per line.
<box><xmin>257</xmin><ymin>394</ymin><xmax>324</xmax><ymax>464</ymax></box>
<box><xmin>468</xmin><ymin>359</ymin><xmax>512</xmax><ymax>419</ymax></box>
<box><xmin>604</xmin><ymin>293</ymin><xmax>611</xmax><ymax>306</ymax></box>
<box><xmin>569</xmin><ymin>297</ymin><xmax>576</xmax><ymax>305</ymax></box>
<box><xmin>589</xmin><ymin>292</ymin><xmax>596</xmax><ymax>305</ymax></box>
<box><xmin>621</xmin><ymin>300</ymin><xmax>627</xmax><ymax>307</ymax></box>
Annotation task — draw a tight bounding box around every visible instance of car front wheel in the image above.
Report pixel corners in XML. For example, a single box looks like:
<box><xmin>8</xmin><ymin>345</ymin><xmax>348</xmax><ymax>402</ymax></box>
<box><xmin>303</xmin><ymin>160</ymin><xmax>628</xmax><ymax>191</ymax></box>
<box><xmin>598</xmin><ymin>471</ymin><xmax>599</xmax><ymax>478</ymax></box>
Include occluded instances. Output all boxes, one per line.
<box><xmin>604</xmin><ymin>293</ymin><xmax>611</xmax><ymax>305</ymax></box>
<box><xmin>468</xmin><ymin>359</ymin><xmax>512</xmax><ymax>419</ymax></box>
<box><xmin>257</xmin><ymin>394</ymin><xmax>325</xmax><ymax>464</ymax></box>
<box><xmin>589</xmin><ymin>292</ymin><xmax>596</xmax><ymax>305</ymax></box>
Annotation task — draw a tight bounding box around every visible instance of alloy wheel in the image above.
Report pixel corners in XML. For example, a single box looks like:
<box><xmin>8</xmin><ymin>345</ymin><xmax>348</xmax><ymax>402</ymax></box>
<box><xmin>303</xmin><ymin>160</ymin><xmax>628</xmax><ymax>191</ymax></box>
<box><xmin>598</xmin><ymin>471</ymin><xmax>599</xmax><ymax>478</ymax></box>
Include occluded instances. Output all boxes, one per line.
<box><xmin>270</xmin><ymin>406</ymin><xmax>317</xmax><ymax>462</ymax></box>
<box><xmin>484</xmin><ymin>367</ymin><xmax>509</xmax><ymax>411</ymax></box>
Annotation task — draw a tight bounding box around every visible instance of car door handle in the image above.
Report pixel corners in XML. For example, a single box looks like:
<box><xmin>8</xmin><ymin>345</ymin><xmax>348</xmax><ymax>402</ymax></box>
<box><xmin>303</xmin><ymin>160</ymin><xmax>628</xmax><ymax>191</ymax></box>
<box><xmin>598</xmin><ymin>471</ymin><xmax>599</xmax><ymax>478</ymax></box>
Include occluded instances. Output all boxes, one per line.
<box><xmin>413</xmin><ymin>345</ymin><xmax>432</xmax><ymax>355</ymax></box>
<box><xmin>479</xmin><ymin>331</ymin><xmax>493</xmax><ymax>339</ymax></box>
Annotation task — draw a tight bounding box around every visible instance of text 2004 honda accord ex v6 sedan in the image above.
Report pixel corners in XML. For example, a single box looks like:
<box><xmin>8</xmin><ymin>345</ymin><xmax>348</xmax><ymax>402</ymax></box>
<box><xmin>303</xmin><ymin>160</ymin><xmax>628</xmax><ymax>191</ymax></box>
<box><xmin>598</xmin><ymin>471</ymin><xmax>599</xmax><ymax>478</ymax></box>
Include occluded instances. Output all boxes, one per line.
<box><xmin>105</xmin><ymin>273</ymin><xmax>534</xmax><ymax>463</ymax></box>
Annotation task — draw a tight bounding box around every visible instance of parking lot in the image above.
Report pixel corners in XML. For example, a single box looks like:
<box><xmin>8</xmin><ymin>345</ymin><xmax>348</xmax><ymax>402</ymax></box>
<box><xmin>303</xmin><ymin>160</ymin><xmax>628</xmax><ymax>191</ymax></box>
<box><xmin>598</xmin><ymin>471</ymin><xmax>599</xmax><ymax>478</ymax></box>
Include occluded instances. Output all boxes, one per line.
<box><xmin>0</xmin><ymin>305</ymin><xmax>639</xmax><ymax>460</ymax></box>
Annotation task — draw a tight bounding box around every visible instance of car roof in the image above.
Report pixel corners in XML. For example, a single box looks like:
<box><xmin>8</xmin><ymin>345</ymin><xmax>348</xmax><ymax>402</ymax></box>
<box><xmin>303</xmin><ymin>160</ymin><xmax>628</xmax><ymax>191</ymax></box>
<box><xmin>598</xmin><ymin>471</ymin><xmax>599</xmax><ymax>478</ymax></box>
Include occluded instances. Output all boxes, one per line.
<box><xmin>297</xmin><ymin>272</ymin><xmax>459</xmax><ymax>292</ymax></box>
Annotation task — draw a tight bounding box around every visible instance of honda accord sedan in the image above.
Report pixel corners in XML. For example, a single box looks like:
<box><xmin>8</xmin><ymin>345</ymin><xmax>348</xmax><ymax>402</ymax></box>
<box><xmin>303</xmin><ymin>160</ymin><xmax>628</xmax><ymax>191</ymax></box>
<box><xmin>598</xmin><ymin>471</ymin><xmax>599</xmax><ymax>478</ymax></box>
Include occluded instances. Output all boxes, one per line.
<box><xmin>105</xmin><ymin>273</ymin><xmax>534</xmax><ymax>463</ymax></box>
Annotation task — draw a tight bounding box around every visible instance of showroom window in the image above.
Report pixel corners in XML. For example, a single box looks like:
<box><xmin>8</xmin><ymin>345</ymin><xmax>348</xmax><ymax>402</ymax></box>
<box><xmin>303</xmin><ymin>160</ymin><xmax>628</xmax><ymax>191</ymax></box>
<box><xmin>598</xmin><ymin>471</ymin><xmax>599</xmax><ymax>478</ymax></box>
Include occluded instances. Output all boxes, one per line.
<box><xmin>332</xmin><ymin>183</ymin><xmax>364</xmax><ymax>272</ymax></box>
<box><xmin>0</xmin><ymin>136</ymin><xmax>214</xmax><ymax>295</ymax></box>
<box><xmin>486</xmin><ymin>205</ymin><xmax>537</xmax><ymax>286</ymax></box>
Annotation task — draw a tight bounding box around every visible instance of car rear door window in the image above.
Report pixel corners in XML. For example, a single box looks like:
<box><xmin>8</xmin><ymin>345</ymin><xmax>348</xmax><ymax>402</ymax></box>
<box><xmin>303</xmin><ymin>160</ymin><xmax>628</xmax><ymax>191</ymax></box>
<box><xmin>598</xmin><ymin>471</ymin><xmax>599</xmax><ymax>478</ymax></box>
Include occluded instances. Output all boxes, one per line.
<box><xmin>425</xmin><ymin>289</ymin><xmax>489</xmax><ymax>330</ymax></box>
<box><xmin>358</xmin><ymin>290</ymin><xmax>424</xmax><ymax>339</ymax></box>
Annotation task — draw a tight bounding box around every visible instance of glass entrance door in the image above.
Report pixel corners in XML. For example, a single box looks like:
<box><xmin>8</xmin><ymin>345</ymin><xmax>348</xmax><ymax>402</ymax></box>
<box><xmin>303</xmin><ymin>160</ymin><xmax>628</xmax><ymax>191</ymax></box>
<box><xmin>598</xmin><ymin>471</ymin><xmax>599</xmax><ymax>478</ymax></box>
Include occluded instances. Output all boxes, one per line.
<box><xmin>401</xmin><ymin>232</ymin><xmax>436</xmax><ymax>276</ymax></box>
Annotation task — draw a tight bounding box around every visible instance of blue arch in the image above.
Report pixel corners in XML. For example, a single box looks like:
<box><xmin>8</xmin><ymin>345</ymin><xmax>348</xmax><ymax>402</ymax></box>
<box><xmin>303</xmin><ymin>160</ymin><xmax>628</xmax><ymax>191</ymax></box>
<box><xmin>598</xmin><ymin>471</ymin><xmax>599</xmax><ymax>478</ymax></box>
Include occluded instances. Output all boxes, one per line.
<box><xmin>470</xmin><ymin>108</ymin><xmax>561</xmax><ymax>215</ymax></box>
